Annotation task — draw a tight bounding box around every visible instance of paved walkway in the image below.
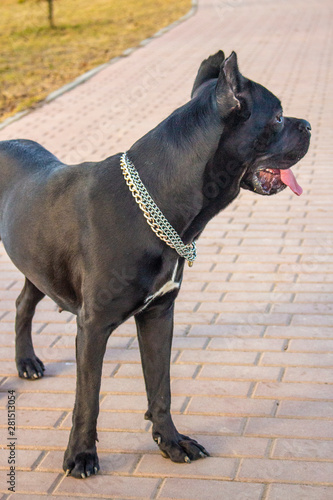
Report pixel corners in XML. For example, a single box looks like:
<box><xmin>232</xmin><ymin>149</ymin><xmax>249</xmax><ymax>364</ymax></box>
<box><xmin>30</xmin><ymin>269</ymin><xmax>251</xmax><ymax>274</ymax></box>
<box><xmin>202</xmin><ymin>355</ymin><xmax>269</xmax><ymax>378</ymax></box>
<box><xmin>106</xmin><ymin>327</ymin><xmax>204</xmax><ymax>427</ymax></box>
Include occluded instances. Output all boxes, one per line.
<box><xmin>0</xmin><ymin>0</ymin><xmax>333</xmax><ymax>498</ymax></box>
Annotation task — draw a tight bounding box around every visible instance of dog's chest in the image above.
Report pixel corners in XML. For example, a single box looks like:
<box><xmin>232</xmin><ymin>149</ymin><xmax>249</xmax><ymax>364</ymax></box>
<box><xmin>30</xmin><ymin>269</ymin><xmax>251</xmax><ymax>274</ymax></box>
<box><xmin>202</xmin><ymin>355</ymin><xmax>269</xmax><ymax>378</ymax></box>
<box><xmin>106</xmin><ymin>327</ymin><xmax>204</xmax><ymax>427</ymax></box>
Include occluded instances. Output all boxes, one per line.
<box><xmin>141</xmin><ymin>260</ymin><xmax>181</xmax><ymax>311</ymax></box>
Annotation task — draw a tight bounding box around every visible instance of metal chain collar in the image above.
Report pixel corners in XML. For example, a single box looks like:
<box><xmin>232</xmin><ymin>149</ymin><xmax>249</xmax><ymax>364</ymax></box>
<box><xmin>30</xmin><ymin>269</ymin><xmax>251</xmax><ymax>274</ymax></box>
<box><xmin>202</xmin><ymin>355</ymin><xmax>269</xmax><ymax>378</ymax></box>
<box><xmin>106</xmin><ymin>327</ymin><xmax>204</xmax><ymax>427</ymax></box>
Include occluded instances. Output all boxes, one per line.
<box><xmin>120</xmin><ymin>152</ymin><xmax>197</xmax><ymax>266</ymax></box>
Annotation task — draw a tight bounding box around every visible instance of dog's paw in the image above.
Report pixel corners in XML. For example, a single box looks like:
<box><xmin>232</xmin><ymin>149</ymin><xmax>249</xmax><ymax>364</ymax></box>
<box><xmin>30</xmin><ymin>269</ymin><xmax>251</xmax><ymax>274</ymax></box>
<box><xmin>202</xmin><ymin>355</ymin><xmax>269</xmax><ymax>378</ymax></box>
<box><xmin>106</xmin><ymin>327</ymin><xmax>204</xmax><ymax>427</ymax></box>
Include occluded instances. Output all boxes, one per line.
<box><xmin>63</xmin><ymin>451</ymin><xmax>99</xmax><ymax>479</ymax></box>
<box><xmin>16</xmin><ymin>356</ymin><xmax>45</xmax><ymax>379</ymax></box>
<box><xmin>153</xmin><ymin>432</ymin><xmax>209</xmax><ymax>463</ymax></box>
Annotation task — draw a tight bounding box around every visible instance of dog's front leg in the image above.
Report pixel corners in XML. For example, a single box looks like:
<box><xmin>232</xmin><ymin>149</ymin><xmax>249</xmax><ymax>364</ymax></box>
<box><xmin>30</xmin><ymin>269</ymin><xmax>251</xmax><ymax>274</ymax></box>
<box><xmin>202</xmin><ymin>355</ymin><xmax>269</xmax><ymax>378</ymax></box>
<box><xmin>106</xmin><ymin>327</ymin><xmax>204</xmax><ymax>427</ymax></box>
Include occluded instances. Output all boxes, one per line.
<box><xmin>135</xmin><ymin>299</ymin><xmax>209</xmax><ymax>463</ymax></box>
<box><xmin>63</xmin><ymin>316</ymin><xmax>109</xmax><ymax>478</ymax></box>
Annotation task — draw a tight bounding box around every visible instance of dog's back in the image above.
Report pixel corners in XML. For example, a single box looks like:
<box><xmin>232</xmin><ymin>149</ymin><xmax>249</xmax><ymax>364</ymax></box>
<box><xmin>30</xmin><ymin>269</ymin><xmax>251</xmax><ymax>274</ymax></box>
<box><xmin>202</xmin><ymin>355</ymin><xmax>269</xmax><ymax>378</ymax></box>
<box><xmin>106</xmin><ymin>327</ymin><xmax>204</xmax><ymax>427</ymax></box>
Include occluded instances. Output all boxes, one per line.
<box><xmin>0</xmin><ymin>139</ymin><xmax>61</xmax><ymax>170</ymax></box>
<box><xmin>0</xmin><ymin>139</ymin><xmax>62</xmax><ymax>203</ymax></box>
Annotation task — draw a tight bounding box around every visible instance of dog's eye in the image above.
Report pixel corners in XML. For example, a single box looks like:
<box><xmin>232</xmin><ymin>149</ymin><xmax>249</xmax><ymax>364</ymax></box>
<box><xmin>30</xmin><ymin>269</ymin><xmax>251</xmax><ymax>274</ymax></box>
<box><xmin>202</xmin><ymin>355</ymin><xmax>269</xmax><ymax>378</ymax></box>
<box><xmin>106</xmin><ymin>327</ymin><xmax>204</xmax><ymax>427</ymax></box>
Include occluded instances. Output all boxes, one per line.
<box><xmin>276</xmin><ymin>115</ymin><xmax>284</xmax><ymax>124</ymax></box>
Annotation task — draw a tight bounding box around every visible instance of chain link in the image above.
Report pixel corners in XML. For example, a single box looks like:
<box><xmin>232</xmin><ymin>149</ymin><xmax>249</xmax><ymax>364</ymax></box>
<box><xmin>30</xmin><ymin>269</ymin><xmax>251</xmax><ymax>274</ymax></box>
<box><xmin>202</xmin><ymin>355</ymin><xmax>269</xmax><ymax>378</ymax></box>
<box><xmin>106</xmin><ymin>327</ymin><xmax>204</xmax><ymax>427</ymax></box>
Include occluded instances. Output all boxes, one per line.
<box><xmin>120</xmin><ymin>152</ymin><xmax>197</xmax><ymax>265</ymax></box>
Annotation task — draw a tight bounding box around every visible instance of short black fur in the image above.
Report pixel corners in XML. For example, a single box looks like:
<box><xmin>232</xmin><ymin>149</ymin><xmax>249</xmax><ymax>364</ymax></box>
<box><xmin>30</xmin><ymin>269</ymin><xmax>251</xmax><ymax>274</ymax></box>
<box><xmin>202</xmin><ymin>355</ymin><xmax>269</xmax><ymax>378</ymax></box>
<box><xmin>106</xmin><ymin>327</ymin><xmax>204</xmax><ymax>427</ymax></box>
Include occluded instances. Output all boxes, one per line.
<box><xmin>0</xmin><ymin>51</ymin><xmax>311</xmax><ymax>478</ymax></box>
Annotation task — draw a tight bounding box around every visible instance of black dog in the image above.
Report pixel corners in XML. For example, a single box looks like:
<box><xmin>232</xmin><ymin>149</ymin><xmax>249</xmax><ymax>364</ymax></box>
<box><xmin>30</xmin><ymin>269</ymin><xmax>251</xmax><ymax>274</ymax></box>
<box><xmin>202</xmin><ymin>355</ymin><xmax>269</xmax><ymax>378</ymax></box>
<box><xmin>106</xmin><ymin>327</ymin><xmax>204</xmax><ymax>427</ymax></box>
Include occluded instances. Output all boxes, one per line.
<box><xmin>0</xmin><ymin>51</ymin><xmax>310</xmax><ymax>478</ymax></box>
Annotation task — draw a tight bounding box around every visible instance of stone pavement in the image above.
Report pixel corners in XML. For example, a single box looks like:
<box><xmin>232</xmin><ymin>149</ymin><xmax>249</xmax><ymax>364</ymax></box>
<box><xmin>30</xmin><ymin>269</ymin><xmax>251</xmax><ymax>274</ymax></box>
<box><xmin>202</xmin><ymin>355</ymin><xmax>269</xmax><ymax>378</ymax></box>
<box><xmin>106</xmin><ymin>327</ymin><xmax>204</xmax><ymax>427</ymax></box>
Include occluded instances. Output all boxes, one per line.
<box><xmin>0</xmin><ymin>0</ymin><xmax>333</xmax><ymax>497</ymax></box>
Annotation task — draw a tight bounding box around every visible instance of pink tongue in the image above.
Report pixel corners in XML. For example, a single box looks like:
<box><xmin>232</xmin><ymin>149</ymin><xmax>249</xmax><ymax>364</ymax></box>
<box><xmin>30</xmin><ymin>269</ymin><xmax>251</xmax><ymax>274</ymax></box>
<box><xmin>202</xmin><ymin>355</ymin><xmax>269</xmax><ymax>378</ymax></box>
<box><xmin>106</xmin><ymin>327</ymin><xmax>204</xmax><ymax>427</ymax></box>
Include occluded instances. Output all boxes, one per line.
<box><xmin>280</xmin><ymin>169</ymin><xmax>303</xmax><ymax>196</ymax></box>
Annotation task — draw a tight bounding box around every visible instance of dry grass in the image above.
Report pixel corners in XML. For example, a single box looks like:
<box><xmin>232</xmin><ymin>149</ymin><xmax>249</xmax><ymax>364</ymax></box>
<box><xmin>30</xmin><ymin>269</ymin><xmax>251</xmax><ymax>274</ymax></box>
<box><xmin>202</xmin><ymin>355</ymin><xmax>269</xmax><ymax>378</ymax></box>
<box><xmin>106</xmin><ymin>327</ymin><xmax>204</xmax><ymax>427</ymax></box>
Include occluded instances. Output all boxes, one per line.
<box><xmin>0</xmin><ymin>0</ymin><xmax>191</xmax><ymax>121</ymax></box>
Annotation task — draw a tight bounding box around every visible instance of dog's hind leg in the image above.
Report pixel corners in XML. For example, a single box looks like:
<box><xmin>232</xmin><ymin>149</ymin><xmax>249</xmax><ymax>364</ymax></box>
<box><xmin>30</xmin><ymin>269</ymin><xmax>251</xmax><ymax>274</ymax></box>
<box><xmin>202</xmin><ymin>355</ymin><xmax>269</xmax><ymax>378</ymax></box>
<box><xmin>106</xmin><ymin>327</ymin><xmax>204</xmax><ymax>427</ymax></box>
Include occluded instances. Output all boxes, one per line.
<box><xmin>15</xmin><ymin>278</ymin><xmax>45</xmax><ymax>379</ymax></box>
<box><xmin>135</xmin><ymin>298</ymin><xmax>209</xmax><ymax>463</ymax></box>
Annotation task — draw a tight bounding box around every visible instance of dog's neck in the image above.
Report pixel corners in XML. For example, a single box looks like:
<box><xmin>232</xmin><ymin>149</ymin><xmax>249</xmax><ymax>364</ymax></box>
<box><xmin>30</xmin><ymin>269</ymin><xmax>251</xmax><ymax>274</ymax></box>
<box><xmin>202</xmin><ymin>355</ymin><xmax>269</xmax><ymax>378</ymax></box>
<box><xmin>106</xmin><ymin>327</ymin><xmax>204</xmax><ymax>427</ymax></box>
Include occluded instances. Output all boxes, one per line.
<box><xmin>127</xmin><ymin>84</ymin><xmax>242</xmax><ymax>244</ymax></box>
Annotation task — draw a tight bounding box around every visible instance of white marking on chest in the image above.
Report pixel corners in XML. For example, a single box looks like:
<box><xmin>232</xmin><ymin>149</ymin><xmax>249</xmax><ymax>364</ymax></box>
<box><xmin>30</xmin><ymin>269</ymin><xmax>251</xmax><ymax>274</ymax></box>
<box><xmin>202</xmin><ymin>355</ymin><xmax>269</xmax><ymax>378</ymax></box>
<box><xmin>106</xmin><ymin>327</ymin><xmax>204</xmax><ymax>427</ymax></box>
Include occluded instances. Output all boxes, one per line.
<box><xmin>143</xmin><ymin>261</ymin><xmax>180</xmax><ymax>309</ymax></box>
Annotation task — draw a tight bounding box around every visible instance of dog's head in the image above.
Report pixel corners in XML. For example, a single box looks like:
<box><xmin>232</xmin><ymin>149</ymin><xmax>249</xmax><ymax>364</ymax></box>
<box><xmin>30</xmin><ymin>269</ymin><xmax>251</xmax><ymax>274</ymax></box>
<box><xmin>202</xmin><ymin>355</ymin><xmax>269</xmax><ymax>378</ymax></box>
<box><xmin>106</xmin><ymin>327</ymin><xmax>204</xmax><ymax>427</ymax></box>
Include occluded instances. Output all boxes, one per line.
<box><xmin>192</xmin><ymin>51</ymin><xmax>311</xmax><ymax>196</ymax></box>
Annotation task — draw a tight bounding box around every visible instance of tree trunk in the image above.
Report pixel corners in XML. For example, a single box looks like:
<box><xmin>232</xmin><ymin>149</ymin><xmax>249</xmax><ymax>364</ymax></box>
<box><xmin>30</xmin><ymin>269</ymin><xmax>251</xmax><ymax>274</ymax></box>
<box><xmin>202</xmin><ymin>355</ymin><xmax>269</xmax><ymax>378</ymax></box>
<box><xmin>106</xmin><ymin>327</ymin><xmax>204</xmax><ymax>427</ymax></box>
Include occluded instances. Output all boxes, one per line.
<box><xmin>47</xmin><ymin>0</ymin><xmax>55</xmax><ymax>28</ymax></box>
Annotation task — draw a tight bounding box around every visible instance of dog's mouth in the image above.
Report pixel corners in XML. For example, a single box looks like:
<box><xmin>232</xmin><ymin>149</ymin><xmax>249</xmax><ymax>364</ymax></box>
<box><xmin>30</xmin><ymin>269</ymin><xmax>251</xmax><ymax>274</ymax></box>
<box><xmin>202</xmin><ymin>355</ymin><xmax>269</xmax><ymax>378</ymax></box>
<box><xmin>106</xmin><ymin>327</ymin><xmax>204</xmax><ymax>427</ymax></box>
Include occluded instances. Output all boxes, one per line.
<box><xmin>241</xmin><ymin>167</ymin><xmax>303</xmax><ymax>196</ymax></box>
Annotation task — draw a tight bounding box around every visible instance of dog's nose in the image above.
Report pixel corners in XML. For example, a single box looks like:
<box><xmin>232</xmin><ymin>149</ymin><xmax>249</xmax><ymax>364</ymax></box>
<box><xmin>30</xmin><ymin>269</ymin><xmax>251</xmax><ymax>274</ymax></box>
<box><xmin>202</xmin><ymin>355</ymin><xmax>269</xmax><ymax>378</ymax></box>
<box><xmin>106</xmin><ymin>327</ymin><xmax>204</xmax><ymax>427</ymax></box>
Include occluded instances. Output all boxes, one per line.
<box><xmin>298</xmin><ymin>119</ymin><xmax>311</xmax><ymax>134</ymax></box>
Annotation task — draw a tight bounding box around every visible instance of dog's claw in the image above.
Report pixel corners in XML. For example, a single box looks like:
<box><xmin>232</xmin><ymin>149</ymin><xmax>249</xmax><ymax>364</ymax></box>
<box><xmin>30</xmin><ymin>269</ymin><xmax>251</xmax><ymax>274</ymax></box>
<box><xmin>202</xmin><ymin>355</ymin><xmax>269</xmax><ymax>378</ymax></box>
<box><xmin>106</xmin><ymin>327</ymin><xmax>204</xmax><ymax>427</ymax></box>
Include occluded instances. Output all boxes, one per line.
<box><xmin>199</xmin><ymin>451</ymin><xmax>207</xmax><ymax>458</ymax></box>
<box><xmin>94</xmin><ymin>466</ymin><xmax>98</xmax><ymax>474</ymax></box>
<box><xmin>157</xmin><ymin>436</ymin><xmax>161</xmax><ymax>445</ymax></box>
<box><xmin>81</xmin><ymin>472</ymin><xmax>86</xmax><ymax>479</ymax></box>
<box><xmin>184</xmin><ymin>456</ymin><xmax>191</xmax><ymax>463</ymax></box>
<box><xmin>17</xmin><ymin>356</ymin><xmax>45</xmax><ymax>380</ymax></box>
<box><xmin>65</xmin><ymin>469</ymin><xmax>70</xmax><ymax>477</ymax></box>
<box><xmin>201</xmin><ymin>446</ymin><xmax>210</xmax><ymax>456</ymax></box>
<box><xmin>86</xmin><ymin>471</ymin><xmax>91</xmax><ymax>477</ymax></box>
<box><xmin>160</xmin><ymin>450</ymin><xmax>168</xmax><ymax>458</ymax></box>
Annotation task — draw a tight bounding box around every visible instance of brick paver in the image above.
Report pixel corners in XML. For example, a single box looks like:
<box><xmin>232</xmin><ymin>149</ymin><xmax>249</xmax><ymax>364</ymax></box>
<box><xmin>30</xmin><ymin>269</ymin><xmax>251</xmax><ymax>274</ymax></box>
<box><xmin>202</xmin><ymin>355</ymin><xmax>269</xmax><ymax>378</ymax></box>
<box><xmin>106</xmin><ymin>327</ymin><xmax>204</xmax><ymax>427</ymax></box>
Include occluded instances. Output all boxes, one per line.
<box><xmin>0</xmin><ymin>0</ymin><xmax>333</xmax><ymax>498</ymax></box>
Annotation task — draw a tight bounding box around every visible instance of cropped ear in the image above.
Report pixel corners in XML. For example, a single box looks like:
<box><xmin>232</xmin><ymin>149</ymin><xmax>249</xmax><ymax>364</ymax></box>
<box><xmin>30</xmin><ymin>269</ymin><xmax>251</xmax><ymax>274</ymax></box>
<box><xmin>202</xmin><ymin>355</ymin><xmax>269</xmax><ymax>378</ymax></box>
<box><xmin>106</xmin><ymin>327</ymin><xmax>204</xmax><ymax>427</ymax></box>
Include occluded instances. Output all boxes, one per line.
<box><xmin>223</xmin><ymin>51</ymin><xmax>245</xmax><ymax>95</ymax></box>
<box><xmin>191</xmin><ymin>50</ymin><xmax>225</xmax><ymax>97</ymax></box>
<box><xmin>216</xmin><ymin>51</ymin><xmax>247</xmax><ymax>117</ymax></box>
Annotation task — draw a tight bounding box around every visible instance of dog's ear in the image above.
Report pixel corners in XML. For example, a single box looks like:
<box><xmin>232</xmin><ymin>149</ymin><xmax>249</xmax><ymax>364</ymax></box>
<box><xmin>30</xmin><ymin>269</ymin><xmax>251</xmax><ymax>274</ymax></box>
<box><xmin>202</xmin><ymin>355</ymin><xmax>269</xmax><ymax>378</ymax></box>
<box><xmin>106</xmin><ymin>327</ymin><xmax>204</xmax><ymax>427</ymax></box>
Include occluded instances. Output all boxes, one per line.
<box><xmin>191</xmin><ymin>50</ymin><xmax>225</xmax><ymax>97</ymax></box>
<box><xmin>223</xmin><ymin>51</ymin><xmax>245</xmax><ymax>95</ymax></box>
<box><xmin>216</xmin><ymin>51</ymin><xmax>245</xmax><ymax>117</ymax></box>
